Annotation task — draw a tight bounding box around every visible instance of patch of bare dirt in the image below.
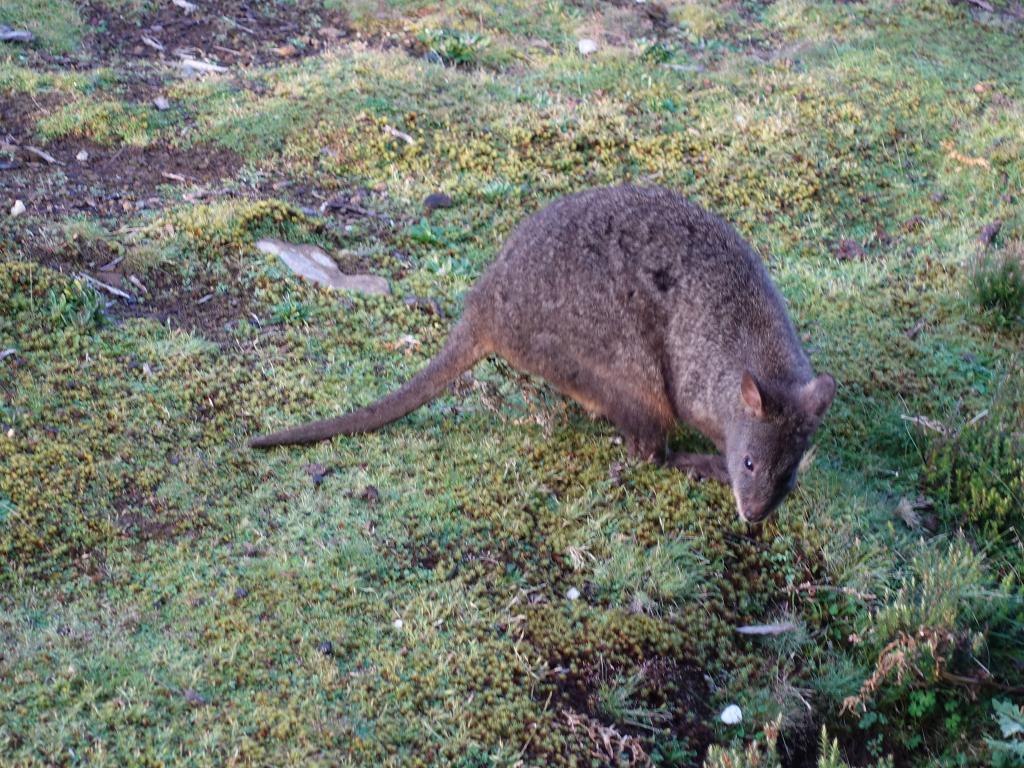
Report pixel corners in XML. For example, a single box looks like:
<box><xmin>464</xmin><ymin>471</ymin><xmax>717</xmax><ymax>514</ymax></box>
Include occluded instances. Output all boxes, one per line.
<box><xmin>2</xmin><ymin>93</ymin><xmax>243</xmax><ymax>219</ymax></box>
<box><xmin>1</xmin><ymin>138</ymin><xmax>242</xmax><ymax>219</ymax></box>
<box><xmin>538</xmin><ymin>657</ymin><xmax>714</xmax><ymax>763</ymax></box>
<box><xmin>75</xmin><ymin>0</ymin><xmax>352</xmax><ymax>68</ymax></box>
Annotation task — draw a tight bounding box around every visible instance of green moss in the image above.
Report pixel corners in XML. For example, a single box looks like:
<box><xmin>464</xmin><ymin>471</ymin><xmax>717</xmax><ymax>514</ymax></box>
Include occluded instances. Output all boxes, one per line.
<box><xmin>2</xmin><ymin>0</ymin><xmax>1024</xmax><ymax>765</ymax></box>
<box><xmin>0</xmin><ymin>0</ymin><xmax>81</xmax><ymax>54</ymax></box>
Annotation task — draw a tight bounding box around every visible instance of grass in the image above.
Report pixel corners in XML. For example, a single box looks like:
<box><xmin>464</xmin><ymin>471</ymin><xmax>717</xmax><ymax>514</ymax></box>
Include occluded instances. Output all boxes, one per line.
<box><xmin>2</xmin><ymin>0</ymin><xmax>1023</xmax><ymax>765</ymax></box>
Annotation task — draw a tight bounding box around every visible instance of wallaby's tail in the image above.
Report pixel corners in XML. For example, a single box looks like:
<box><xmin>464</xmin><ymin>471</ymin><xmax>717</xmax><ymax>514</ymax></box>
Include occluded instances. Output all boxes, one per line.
<box><xmin>249</xmin><ymin>320</ymin><xmax>486</xmax><ymax>448</ymax></box>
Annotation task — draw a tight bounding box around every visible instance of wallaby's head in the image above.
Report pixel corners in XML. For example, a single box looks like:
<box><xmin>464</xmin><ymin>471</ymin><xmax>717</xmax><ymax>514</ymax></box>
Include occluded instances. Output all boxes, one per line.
<box><xmin>725</xmin><ymin>371</ymin><xmax>836</xmax><ymax>523</ymax></box>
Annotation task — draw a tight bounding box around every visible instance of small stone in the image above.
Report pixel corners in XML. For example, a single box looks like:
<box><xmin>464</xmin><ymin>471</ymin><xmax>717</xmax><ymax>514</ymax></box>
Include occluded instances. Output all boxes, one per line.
<box><xmin>834</xmin><ymin>238</ymin><xmax>864</xmax><ymax>261</ymax></box>
<box><xmin>566</xmin><ymin>587</ymin><xmax>581</xmax><ymax>601</ymax></box>
<box><xmin>76</xmin><ymin>149</ymin><xmax>89</xmax><ymax>162</ymax></box>
<box><xmin>720</xmin><ymin>704</ymin><xmax>742</xmax><ymax>725</ymax></box>
<box><xmin>392</xmin><ymin>618</ymin><xmax>404</xmax><ymax>629</ymax></box>
<box><xmin>578</xmin><ymin>38</ymin><xmax>598</xmax><ymax>56</ymax></box>
<box><xmin>10</xmin><ymin>200</ymin><xmax>25</xmax><ymax>217</ymax></box>
<box><xmin>979</xmin><ymin>220</ymin><xmax>1002</xmax><ymax>246</ymax></box>
<box><xmin>153</xmin><ymin>96</ymin><xmax>170</xmax><ymax>111</ymax></box>
<box><xmin>423</xmin><ymin>192</ymin><xmax>453</xmax><ymax>212</ymax></box>
<box><xmin>317</xmin><ymin>640</ymin><xmax>334</xmax><ymax>656</ymax></box>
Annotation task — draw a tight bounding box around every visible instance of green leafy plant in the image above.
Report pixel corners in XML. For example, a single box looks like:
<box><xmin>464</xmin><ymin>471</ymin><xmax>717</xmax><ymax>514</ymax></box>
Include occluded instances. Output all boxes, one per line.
<box><xmin>987</xmin><ymin>699</ymin><xmax>1024</xmax><ymax>767</ymax></box>
<box><xmin>595</xmin><ymin>671</ymin><xmax>671</xmax><ymax>733</ymax></box>
<box><xmin>972</xmin><ymin>241</ymin><xmax>1024</xmax><ymax>328</ymax></box>
<box><xmin>269</xmin><ymin>296</ymin><xmax>311</xmax><ymax>325</ymax></box>
<box><xmin>417</xmin><ymin>28</ymin><xmax>491</xmax><ymax>67</ymax></box>
<box><xmin>46</xmin><ymin>279</ymin><xmax>106</xmax><ymax>330</ymax></box>
<box><xmin>923</xmin><ymin>363</ymin><xmax>1024</xmax><ymax>566</ymax></box>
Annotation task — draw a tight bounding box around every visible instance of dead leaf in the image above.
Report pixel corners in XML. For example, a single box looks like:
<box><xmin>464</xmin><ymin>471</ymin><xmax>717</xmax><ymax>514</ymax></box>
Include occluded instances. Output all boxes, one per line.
<box><xmin>382</xmin><ymin>124</ymin><xmax>415</xmax><ymax>145</ymax></box>
<box><xmin>942</xmin><ymin>140</ymin><xmax>990</xmax><ymax>169</ymax></box>
<box><xmin>128</xmin><ymin>275</ymin><xmax>149</xmax><ymax>294</ymax></box>
<box><xmin>736</xmin><ymin>621</ymin><xmax>798</xmax><ymax>635</ymax></box>
<box><xmin>0</xmin><ymin>25</ymin><xmax>33</xmax><ymax>43</ymax></box>
<box><xmin>23</xmin><ymin>145</ymin><xmax>60</xmax><ymax>165</ymax></box>
<box><xmin>79</xmin><ymin>273</ymin><xmax>134</xmax><ymax>301</ymax></box>
<box><xmin>178</xmin><ymin>57</ymin><xmax>227</xmax><ymax>76</ymax></box>
<box><xmin>255</xmin><ymin>238</ymin><xmax>390</xmax><ymax>295</ymax></box>
<box><xmin>900</xmin><ymin>413</ymin><xmax>948</xmax><ymax>436</ymax></box>
<box><xmin>894</xmin><ymin>497</ymin><xmax>921</xmax><ymax>529</ymax></box>
<box><xmin>894</xmin><ymin>495</ymin><xmax>937</xmax><ymax>531</ymax></box>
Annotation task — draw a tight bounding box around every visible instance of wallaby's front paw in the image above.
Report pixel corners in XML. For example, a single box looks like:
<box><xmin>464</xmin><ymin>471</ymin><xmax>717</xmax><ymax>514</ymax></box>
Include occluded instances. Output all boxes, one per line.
<box><xmin>668</xmin><ymin>453</ymin><xmax>730</xmax><ymax>484</ymax></box>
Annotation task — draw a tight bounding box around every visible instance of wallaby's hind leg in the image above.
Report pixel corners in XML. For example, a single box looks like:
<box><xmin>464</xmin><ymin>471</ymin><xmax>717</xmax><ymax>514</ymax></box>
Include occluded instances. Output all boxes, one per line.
<box><xmin>667</xmin><ymin>453</ymin><xmax>729</xmax><ymax>484</ymax></box>
<box><xmin>493</xmin><ymin>332</ymin><xmax>675</xmax><ymax>461</ymax></box>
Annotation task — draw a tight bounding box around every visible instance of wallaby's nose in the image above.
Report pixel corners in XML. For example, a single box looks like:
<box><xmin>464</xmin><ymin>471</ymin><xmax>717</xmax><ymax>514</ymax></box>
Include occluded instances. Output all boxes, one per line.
<box><xmin>737</xmin><ymin>497</ymin><xmax>780</xmax><ymax>524</ymax></box>
<box><xmin>742</xmin><ymin>506</ymin><xmax>770</xmax><ymax>524</ymax></box>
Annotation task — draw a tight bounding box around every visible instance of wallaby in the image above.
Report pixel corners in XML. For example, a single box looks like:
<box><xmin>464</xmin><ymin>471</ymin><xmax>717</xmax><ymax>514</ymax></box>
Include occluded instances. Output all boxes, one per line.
<box><xmin>250</xmin><ymin>185</ymin><xmax>836</xmax><ymax>523</ymax></box>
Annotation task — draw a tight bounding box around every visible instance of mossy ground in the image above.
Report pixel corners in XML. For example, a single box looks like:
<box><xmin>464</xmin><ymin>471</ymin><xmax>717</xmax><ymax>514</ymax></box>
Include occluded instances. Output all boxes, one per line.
<box><xmin>2</xmin><ymin>1</ymin><xmax>1023</xmax><ymax>765</ymax></box>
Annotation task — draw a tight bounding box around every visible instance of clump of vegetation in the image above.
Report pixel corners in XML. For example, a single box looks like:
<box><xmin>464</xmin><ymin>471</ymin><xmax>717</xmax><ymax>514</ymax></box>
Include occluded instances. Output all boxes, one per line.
<box><xmin>923</xmin><ymin>361</ymin><xmax>1023</xmax><ymax>566</ymax></box>
<box><xmin>46</xmin><ymin>278</ymin><xmax>106</xmax><ymax>330</ymax></box>
<box><xmin>417</xmin><ymin>27</ymin><xmax>491</xmax><ymax>67</ymax></box>
<box><xmin>971</xmin><ymin>241</ymin><xmax>1024</xmax><ymax>327</ymax></box>
<box><xmin>988</xmin><ymin>699</ymin><xmax>1024</xmax><ymax>768</ymax></box>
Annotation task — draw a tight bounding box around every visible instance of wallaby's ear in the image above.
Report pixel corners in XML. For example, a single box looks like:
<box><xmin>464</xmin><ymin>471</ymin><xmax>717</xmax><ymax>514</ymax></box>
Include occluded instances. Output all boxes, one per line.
<box><xmin>801</xmin><ymin>373</ymin><xmax>836</xmax><ymax>421</ymax></box>
<box><xmin>740</xmin><ymin>371</ymin><xmax>765</xmax><ymax>419</ymax></box>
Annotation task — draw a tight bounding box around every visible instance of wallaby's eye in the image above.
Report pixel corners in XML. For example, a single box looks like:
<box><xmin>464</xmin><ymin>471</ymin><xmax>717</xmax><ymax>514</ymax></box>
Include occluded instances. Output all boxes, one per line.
<box><xmin>744</xmin><ymin>456</ymin><xmax>754</xmax><ymax>472</ymax></box>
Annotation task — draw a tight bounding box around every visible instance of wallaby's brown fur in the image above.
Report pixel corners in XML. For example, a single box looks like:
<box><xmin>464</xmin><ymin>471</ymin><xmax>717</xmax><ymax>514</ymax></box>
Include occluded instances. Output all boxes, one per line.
<box><xmin>250</xmin><ymin>185</ymin><xmax>836</xmax><ymax>522</ymax></box>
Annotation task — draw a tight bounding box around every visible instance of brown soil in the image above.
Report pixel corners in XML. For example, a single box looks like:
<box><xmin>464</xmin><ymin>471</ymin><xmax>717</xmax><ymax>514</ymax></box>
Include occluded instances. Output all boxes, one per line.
<box><xmin>30</xmin><ymin>0</ymin><xmax>353</xmax><ymax>70</ymax></box>
<box><xmin>540</xmin><ymin>655</ymin><xmax>714</xmax><ymax>763</ymax></box>
<box><xmin>1</xmin><ymin>137</ymin><xmax>242</xmax><ymax>219</ymax></box>
<box><xmin>1</xmin><ymin>90</ymin><xmax>243</xmax><ymax>219</ymax></box>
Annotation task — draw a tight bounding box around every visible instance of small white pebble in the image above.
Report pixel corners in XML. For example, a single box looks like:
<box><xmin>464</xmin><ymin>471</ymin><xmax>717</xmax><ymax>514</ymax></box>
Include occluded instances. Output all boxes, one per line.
<box><xmin>153</xmin><ymin>96</ymin><xmax>170</xmax><ymax>111</ymax></box>
<box><xmin>76</xmin><ymin>149</ymin><xmax>89</xmax><ymax>162</ymax></box>
<box><xmin>577</xmin><ymin>38</ymin><xmax>598</xmax><ymax>56</ymax></box>
<box><xmin>392</xmin><ymin>618</ymin><xmax>403</xmax><ymax>629</ymax></box>
<box><xmin>720</xmin><ymin>704</ymin><xmax>742</xmax><ymax>725</ymax></box>
<box><xmin>10</xmin><ymin>200</ymin><xmax>25</xmax><ymax>217</ymax></box>
<box><xmin>566</xmin><ymin>587</ymin><xmax>581</xmax><ymax>601</ymax></box>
